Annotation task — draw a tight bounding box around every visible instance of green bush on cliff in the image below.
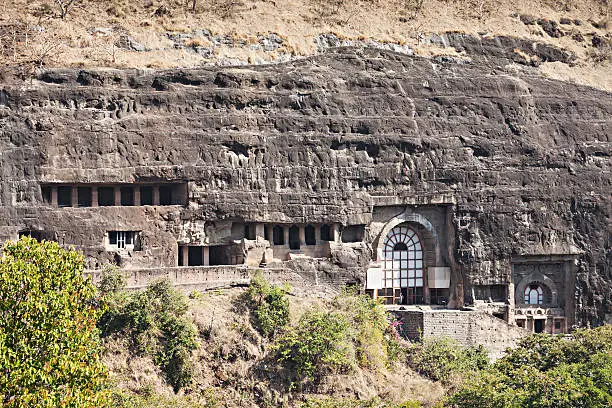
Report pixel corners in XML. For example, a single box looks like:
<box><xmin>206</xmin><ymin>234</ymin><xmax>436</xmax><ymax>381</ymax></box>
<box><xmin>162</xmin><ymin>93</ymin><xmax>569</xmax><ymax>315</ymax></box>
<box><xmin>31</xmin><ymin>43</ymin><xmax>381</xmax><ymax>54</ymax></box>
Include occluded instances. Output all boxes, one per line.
<box><xmin>98</xmin><ymin>275</ymin><xmax>198</xmax><ymax>393</ymax></box>
<box><xmin>409</xmin><ymin>337</ymin><xmax>489</xmax><ymax>384</ymax></box>
<box><xmin>0</xmin><ymin>236</ymin><xmax>110</xmax><ymax>407</ymax></box>
<box><xmin>275</xmin><ymin>309</ymin><xmax>352</xmax><ymax>380</ymax></box>
<box><xmin>245</xmin><ymin>271</ymin><xmax>290</xmax><ymax>338</ymax></box>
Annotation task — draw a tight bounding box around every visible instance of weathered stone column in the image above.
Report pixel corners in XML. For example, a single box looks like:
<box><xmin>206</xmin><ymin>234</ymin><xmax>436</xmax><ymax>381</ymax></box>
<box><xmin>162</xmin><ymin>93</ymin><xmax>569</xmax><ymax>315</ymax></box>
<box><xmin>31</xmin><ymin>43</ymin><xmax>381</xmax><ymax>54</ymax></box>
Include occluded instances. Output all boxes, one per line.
<box><xmin>114</xmin><ymin>186</ymin><xmax>121</xmax><ymax>206</ymax></box>
<box><xmin>91</xmin><ymin>187</ymin><xmax>98</xmax><ymax>207</ymax></box>
<box><xmin>283</xmin><ymin>226</ymin><xmax>290</xmax><ymax>248</ymax></box>
<box><xmin>50</xmin><ymin>186</ymin><xmax>58</xmax><ymax>207</ymax></box>
<box><xmin>181</xmin><ymin>246</ymin><xmax>189</xmax><ymax>266</ymax></box>
<box><xmin>134</xmin><ymin>187</ymin><xmax>141</xmax><ymax>206</ymax></box>
<box><xmin>71</xmin><ymin>186</ymin><xmax>78</xmax><ymax>207</ymax></box>
<box><xmin>315</xmin><ymin>224</ymin><xmax>322</xmax><ymax>243</ymax></box>
<box><xmin>202</xmin><ymin>246</ymin><xmax>210</xmax><ymax>266</ymax></box>
<box><xmin>299</xmin><ymin>225</ymin><xmax>306</xmax><ymax>246</ymax></box>
<box><xmin>152</xmin><ymin>186</ymin><xmax>160</xmax><ymax>205</ymax></box>
<box><xmin>255</xmin><ymin>223</ymin><xmax>265</xmax><ymax>240</ymax></box>
<box><xmin>332</xmin><ymin>223</ymin><xmax>341</xmax><ymax>243</ymax></box>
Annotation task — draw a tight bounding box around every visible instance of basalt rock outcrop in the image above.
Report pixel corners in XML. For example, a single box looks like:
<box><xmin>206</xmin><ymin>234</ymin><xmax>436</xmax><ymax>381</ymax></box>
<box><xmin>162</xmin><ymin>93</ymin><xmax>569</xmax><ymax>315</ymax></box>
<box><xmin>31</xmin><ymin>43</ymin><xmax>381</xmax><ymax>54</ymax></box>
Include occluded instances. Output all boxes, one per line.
<box><xmin>0</xmin><ymin>46</ymin><xmax>610</xmax><ymax>327</ymax></box>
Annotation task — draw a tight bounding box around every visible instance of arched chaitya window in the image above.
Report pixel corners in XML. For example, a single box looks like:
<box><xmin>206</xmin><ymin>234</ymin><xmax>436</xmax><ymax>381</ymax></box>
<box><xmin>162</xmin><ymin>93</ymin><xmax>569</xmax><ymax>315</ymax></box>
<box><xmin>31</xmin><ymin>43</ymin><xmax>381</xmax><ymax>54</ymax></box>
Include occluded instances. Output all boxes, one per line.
<box><xmin>524</xmin><ymin>284</ymin><xmax>544</xmax><ymax>305</ymax></box>
<box><xmin>381</xmin><ymin>225</ymin><xmax>424</xmax><ymax>305</ymax></box>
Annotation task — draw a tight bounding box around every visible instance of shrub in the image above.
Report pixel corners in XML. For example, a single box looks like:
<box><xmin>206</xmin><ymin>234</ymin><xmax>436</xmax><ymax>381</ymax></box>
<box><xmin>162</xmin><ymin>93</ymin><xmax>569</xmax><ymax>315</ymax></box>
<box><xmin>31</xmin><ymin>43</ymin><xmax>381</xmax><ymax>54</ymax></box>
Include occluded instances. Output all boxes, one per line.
<box><xmin>409</xmin><ymin>337</ymin><xmax>488</xmax><ymax>384</ymax></box>
<box><xmin>333</xmin><ymin>289</ymin><xmax>394</xmax><ymax>370</ymax></box>
<box><xmin>275</xmin><ymin>309</ymin><xmax>352</xmax><ymax>380</ymax></box>
<box><xmin>98</xmin><ymin>279</ymin><xmax>198</xmax><ymax>392</ymax></box>
<box><xmin>0</xmin><ymin>236</ymin><xmax>110</xmax><ymax>407</ymax></box>
<box><xmin>448</xmin><ymin>328</ymin><xmax>612</xmax><ymax>407</ymax></box>
<box><xmin>246</xmin><ymin>272</ymin><xmax>290</xmax><ymax>338</ymax></box>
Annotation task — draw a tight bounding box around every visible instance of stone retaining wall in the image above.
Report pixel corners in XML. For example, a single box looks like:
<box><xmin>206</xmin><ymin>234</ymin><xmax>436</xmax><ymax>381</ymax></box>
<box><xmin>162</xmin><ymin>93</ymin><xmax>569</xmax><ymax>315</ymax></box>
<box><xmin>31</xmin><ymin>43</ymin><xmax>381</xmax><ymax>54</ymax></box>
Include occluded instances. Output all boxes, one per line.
<box><xmin>393</xmin><ymin>309</ymin><xmax>529</xmax><ymax>359</ymax></box>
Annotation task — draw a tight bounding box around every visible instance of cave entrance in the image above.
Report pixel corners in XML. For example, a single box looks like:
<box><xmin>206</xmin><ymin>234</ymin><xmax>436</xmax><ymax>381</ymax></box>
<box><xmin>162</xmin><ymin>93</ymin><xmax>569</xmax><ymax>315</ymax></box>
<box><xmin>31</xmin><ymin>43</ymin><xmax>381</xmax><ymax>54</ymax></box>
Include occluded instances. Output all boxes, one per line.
<box><xmin>289</xmin><ymin>226</ymin><xmax>300</xmax><ymax>250</ymax></box>
<box><xmin>534</xmin><ymin>319</ymin><xmax>545</xmax><ymax>333</ymax></box>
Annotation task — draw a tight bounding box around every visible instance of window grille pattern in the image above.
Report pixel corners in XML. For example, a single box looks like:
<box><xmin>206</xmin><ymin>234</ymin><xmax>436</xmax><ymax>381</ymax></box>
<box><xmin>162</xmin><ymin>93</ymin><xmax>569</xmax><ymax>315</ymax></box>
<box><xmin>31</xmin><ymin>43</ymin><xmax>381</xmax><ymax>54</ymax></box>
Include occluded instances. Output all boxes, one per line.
<box><xmin>524</xmin><ymin>284</ymin><xmax>544</xmax><ymax>305</ymax></box>
<box><xmin>109</xmin><ymin>231</ymin><xmax>136</xmax><ymax>250</ymax></box>
<box><xmin>381</xmin><ymin>226</ymin><xmax>424</xmax><ymax>305</ymax></box>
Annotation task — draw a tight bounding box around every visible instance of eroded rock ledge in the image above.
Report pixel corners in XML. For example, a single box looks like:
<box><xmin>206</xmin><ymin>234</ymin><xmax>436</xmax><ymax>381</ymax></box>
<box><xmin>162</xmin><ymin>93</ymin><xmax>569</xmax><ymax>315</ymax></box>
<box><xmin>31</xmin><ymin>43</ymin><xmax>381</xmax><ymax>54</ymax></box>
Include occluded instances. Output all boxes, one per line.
<box><xmin>0</xmin><ymin>47</ymin><xmax>609</xmax><ymax>328</ymax></box>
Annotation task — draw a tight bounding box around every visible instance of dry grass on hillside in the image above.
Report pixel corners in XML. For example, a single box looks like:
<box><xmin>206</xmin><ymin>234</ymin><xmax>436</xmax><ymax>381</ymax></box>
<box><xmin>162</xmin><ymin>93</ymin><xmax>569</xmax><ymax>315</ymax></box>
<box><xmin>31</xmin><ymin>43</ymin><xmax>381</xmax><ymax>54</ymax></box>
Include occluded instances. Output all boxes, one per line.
<box><xmin>0</xmin><ymin>0</ymin><xmax>609</xmax><ymax>89</ymax></box>
<box><xmin>103</xmin><ymin>287</ymin><xmax>445</xmax><ymax>407</ymax></box>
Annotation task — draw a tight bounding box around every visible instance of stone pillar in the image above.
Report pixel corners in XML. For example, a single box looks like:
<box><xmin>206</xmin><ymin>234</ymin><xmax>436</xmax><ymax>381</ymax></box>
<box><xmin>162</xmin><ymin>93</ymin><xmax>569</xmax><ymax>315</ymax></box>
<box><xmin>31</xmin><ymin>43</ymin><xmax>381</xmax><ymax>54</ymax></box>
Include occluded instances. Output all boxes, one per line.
<box><xmin>202</xmin><ymin>246</ymin><xmax>210</xmax><ymax>266</ymax></box>
<box><xmin>283</xmin><ymin>226</ymin><xmax>290</xmax><ymax>248</ymax></box>
<box><xmin>181</xmin><ymin>246</ymin><xmax>189</xmax><ymax>266</ymax></box>
<box><xmin>134</xmin><ymin>187</ymin><xmax>141</xmax><ymax>206</ymax></box>
<box><xmin>91</xmin><ymin>187</ymin><xmax>98</xmax><ymax>207</ymax></box>
<box><xmin>299</xmin><ymin>225</ymin><xmax>306</xmax><ymax>246</ymax></box>
<box><xmin>50</xmin><ymin>186</ymin><xmax>58</xmax><ymax>207</ymax></box>
<box><xmin>332</xmin><ymin>223</ymin><xmax>341</xmax><ymax>243</ymax></box>
<box><xmin>507</xmin><ymin>282</ymin><xmax>515</xmax><ymax>325</ymax></box>
<box><xmin>71</xmin><ymin>186</ymin><xmax>78</xmax><ymax>207</ymax></box>
<box><xmin>114</xmin><ymin>186</ymin><xmax>121</xmax><ymax>206</ymax></box>
<box><xmin>152</xmin><ymin>186</ymin><xmax>160</xmax><ymax>206</ymax></box>
<box><xmin>255</xmin><ymin>223</ymin><xmax>265</xmax><ymax>240</ymax></box>
<box><xmin>315</xmin><ymin>224</ymin><xmax>322</xmax><ymax>243</ymax></box>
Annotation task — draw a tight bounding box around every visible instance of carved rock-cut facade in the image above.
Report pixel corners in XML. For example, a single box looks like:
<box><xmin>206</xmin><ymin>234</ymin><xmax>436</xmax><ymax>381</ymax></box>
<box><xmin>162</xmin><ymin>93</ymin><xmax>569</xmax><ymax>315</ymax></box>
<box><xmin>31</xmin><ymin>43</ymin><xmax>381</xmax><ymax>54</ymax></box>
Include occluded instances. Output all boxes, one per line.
<box><xmin>0</xmin><ymin>47</ymin><xmax>610</xmax><ymax>331</ymax></box>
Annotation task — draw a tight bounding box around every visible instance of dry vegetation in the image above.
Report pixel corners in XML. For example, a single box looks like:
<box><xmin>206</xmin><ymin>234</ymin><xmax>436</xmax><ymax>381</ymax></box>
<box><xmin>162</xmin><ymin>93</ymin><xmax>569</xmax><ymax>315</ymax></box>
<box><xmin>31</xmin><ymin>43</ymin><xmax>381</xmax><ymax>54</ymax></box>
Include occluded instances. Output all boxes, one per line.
<box><xmin>0</xmin><ymin>0</ymin><xmax>609</xmax><ymax>87</ymax></box>
<box><xmin>103</xmin><ymin>286</ymin><xmax>445</xmax><ymax>407</ymax></box>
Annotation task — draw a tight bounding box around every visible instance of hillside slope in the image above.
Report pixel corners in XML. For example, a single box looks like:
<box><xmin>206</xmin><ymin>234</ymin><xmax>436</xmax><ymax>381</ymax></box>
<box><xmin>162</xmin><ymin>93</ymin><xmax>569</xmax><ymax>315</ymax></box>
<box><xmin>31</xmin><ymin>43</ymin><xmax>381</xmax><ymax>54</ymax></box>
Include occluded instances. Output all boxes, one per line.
<box><xmin>0</xmin><ymin>0</ymin><xmax>610</xmax><ymax>90</ymax></box>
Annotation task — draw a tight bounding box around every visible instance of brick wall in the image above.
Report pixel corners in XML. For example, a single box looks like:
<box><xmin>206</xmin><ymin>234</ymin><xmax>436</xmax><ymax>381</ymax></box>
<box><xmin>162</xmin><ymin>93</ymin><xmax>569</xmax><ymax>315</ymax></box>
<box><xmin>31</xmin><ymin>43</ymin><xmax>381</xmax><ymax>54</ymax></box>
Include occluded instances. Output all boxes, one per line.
<box><xmin>393</xmin><ymin>309</ymin><xmax>529</xmax><ymax>359</ymax></box>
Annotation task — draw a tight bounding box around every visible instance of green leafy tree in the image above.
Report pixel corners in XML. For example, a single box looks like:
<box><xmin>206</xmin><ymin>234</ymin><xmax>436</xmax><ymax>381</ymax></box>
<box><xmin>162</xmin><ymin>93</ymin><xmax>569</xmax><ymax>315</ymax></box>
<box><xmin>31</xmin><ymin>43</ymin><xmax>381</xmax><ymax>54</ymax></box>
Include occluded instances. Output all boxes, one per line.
<box><xmin>448</xmin><ymin>327</ymin><xmax>612</xmax><ymax>407</ymax></box>
<box><xmin>275</xmin><ymin>310</ymin><xmax>352</xmax><ymax>380</ymax></box>
<box><xmin>0</xmin><ymin>236</ymin><xmax>109</xmax><ymax>407</ymax></box>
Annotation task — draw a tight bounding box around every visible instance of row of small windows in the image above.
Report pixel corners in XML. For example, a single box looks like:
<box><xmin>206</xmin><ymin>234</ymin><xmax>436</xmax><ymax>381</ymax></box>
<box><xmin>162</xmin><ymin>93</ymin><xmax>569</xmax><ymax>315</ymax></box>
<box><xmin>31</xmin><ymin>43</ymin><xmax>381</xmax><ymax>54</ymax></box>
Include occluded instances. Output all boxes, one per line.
<box><xmin>242</xmin><ymin>223</ymin><xmax>365</xmax><ymax>249</ymax></box>
<box><xmin>41</xmin><ymin>184</ymin><xmax>187</xmax><ymax>207</ymax></box>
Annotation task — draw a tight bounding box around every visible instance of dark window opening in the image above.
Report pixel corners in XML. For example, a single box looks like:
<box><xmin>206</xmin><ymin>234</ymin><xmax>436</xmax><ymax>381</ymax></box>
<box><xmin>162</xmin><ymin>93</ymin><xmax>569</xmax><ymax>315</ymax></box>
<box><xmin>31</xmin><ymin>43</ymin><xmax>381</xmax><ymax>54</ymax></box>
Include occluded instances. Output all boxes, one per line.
<box><xmin>159</xmin><ymin>186</ymin><xmax>172</xmax><ymax>205</ymax></box>
<box><xmin>430</xmin><ymin>288</ymin><xmax>449</xmax><ymax>305</ymax></box>
<box><xmin>78</xmin><ymin>187</ymin><xmax>92</xmax><ymax>207</ymax></box>
<box><xmin>264</xmin><ymin>226</ymin><xmax>270</xmax><ymax>241</ymax></box>
<box><xmin>289</xmin><ymin>226</ymin><xmax>300</xmax><ymax>250</ymax></box>
<box><xmin>341</xmin><ymin>225</ymin><xmax>365</xmax><ymax>243</ymax></box>
<box><xmin>273</xmin><ymin>226</ymin><xmax>285</xmax><ymax>245</ymax></box>
<box><xmin>534</xmin><ymin>319</ymin><xmax>545</xmax><ymax>333</ymax></box>
<box><xmin>474</xmin><ymin>285</ymin><xmax>507</xmax><ymax>302</ymax></box>
<box><xmin>178</xmin><ymin>245</ymin><xmax>184</xmax><ymax>266</ymax></box>
<box><xmin>120</xmin><ymin>187</ymin><xmax>134</xmax><ymax>206</ymax></box>
<box><xmin>393</xmin><ymin>242</ymin><xmax>408</xmax><ymax>251</ymax></box>
<box><xmin>305</xmin><ymin>225</ymin><xmax>316</xmax><ymax>245</ymax></box>
<box><xmin>244</xmin><ymin>224</ymin><xmax>256</xmax><ymax>240</ymax></box>
<box><xmin>210</xmin><ymin>245</ymin><xmax>236</xmax><ymax>265</ymax></box>
<box><xmin>517</xmin><ymin>320</ymin><xmax>525</xmax><ymax>328</ymax></box>
<box><xmin>98</xmin><ymin>187</ymin><xmax>115</xmax><ymax>206</ymax></box>
<box><xmin>41</xmin><ymin>186</ymin><xmax>52</xmax><ymax>204</ymax></box>
<box><xmin>19</xmin><ymin>230</ymin><xmax>52</xmax><ymax>242</ymax></box>
<box><xmin>405</xmin><ymin>287</ymin><xmax>424</xmax><ymax>305</ymax></box>
<box><xmin>57</xmin><ymin>186</ymin><xmax>72</xmax><ymax>207</ymax></box>
<box><xmin>140</xmin><ymin>186</ymin><xmax>153</xmax><ymax>205</ymax></box>
<box><xmin>320</xmin><ymin>224</ymin><xmax>332</xmax><ymax>241</ymax></box>
<box><xmin>188</xmin><ymin>246</ymin><xmax>204</xmax><ymax>266</ymax></box>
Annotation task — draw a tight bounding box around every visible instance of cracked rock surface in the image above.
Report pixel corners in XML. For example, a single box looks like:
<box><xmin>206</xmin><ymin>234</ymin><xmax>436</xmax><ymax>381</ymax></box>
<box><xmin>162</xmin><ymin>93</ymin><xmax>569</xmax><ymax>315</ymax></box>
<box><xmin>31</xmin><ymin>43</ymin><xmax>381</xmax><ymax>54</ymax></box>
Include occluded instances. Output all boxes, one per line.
<box><xmin>0</xmin><ymin>47</ymin><xmax>610</xmax><ymax>325</ymax></box>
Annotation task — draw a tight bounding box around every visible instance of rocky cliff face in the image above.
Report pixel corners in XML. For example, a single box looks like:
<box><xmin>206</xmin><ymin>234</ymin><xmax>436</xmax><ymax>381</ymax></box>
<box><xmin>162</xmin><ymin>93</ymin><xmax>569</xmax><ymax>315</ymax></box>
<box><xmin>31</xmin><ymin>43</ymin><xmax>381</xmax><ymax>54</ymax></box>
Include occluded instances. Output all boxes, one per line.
<box><xmin>0</xmin><ymin>46</ymin><xmax>610</xmax><ymax>325</ymax></box>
